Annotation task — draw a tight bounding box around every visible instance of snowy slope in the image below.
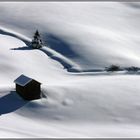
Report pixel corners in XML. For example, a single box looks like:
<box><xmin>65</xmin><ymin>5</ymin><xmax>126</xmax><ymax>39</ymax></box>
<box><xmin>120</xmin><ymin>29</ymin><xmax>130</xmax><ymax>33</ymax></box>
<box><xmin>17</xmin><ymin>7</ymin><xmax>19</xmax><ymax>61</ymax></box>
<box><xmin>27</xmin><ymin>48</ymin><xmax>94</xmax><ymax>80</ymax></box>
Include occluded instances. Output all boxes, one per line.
<box><xmin>0</xmin><ymin>34</ymin><xmax>69</xmax><ymax>85</ymax></box>
<box><xmin>0</xmin><ymin>2</ymin><xmax>140</xmax><ymax>138</ymax></box>
<box><xmin>1</xmin><ymin>2</ymin><xmax>140</xmax><ymax>70</ymax></box>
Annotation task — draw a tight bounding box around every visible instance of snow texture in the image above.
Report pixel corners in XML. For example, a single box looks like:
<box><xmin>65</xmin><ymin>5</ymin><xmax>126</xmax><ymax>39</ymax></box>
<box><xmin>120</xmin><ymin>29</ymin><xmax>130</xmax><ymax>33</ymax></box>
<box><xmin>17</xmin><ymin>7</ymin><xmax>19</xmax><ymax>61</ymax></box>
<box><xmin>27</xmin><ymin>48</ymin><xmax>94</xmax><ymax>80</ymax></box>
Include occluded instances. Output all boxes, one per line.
<box><xmin>0</xmin><ymin>2</ymin><xmax>140</xmax><ymax>138</ymax></box>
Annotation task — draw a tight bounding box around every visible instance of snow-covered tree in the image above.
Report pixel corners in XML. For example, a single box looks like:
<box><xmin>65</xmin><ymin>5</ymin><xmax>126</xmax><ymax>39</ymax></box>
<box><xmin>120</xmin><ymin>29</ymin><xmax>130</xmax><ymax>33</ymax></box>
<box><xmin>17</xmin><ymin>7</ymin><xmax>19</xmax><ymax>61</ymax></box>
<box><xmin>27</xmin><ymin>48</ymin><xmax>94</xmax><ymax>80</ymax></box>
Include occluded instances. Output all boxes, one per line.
<box><xmin>31</xmin><ymin>30</ymin><xmax>43</xmax><ymax>49</ymax></box>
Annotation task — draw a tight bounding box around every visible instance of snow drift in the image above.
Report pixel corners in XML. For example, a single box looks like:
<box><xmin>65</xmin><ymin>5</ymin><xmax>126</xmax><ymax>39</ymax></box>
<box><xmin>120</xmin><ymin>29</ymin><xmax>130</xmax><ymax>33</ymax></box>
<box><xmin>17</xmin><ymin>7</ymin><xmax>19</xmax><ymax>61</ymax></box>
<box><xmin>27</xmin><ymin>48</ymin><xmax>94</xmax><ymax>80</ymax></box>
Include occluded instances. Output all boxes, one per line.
<box><xmin>0</xmin><ymin>2</ymin><xmax>140</xmax><ymax>138</ymax></box>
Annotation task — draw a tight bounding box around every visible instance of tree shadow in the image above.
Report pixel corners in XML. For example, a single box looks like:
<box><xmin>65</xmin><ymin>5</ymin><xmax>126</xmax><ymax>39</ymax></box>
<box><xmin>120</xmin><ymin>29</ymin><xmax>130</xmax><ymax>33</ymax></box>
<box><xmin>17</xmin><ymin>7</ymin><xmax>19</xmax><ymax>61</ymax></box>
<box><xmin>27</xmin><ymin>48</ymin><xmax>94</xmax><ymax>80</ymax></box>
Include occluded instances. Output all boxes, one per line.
<box><xmin>0</xmin><ymin>91</ymin><xmax>28</xmax><ymax>115</ymax></box>
<box><xmin>10</xmin><ymin>46</ymin><xmax>32</xmax><ymax>51</ymax></box>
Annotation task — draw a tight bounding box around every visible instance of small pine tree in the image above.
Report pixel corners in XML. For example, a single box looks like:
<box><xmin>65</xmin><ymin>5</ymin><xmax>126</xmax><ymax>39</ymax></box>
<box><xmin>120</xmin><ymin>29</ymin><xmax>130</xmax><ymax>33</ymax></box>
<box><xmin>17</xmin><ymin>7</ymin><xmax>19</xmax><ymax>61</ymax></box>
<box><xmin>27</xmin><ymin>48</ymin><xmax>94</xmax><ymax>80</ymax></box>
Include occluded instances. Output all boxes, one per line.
<box><xmin>31</xmin><ymin>30</ymin><xmax>43</xmax><ymax>49</ymax></box>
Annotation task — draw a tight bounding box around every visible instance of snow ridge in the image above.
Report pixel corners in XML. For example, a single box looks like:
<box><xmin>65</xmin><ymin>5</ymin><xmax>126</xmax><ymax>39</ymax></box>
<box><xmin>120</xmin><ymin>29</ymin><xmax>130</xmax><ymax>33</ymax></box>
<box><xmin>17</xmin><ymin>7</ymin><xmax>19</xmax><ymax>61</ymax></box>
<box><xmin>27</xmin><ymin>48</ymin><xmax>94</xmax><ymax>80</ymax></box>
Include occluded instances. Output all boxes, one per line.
<box><xmin>0</xmin><ymin>26</ymin><xmax>82</xmax><ymax>73</ymax></box>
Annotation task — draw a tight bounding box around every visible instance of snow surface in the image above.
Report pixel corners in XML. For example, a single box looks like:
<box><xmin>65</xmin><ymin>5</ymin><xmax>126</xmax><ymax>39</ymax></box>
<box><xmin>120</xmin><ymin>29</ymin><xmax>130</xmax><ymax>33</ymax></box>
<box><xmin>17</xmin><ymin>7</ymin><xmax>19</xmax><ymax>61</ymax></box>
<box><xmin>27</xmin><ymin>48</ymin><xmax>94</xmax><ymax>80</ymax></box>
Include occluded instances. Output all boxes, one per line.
<box><xmin>0</xmin><ymin>2</ymin><xmax>140</xmax><ymax>138</ymax></box>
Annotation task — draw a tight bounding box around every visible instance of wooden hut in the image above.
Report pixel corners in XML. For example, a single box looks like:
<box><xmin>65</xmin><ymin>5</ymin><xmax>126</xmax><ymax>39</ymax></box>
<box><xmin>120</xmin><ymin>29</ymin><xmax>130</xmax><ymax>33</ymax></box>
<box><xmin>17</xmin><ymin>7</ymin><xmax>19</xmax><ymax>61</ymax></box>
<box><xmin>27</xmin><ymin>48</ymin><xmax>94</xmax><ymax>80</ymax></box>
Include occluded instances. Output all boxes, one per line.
<box><xmin>14</xmin><ymin>74</ymin><xmax>41</xmax><ymax>100</ymax></box>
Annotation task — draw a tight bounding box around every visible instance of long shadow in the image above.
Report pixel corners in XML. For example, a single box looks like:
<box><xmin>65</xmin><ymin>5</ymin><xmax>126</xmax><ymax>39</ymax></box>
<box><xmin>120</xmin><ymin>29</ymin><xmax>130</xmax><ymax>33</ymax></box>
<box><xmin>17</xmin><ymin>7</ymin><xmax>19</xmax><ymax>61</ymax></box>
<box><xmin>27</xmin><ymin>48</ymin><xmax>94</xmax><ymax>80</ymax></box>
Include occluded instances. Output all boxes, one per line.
<box><xmin>0</xmin><ymin>91</ymin><xmax>28</xmax><ymax>115</ymax></box>
<box><xmin>10</xmin><ymin>46</ymin><xmax>32</xmax><ymax>51</ymax></box>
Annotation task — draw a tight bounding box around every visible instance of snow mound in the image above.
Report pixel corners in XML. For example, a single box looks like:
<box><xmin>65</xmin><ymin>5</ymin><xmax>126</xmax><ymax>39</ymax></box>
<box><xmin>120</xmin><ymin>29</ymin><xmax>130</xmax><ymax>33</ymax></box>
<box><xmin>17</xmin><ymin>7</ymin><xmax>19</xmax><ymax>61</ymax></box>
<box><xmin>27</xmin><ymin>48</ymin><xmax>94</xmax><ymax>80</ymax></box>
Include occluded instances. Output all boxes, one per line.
<box><xmin>0</xmin><ymin>2</ymin><xmax>140</xmax><ymax>71</ymax></box>
<box><xmin>0</xmin><ymin>2</ymin><xmax>140</xmax><ymax>138</ymax></box>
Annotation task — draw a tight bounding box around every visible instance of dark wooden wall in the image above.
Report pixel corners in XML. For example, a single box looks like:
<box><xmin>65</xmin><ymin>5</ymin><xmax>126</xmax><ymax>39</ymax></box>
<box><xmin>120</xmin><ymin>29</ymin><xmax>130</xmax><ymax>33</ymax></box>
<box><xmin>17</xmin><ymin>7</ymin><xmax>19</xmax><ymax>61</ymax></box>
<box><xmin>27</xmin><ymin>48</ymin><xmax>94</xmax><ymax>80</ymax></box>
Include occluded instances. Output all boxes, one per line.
<box><xmin>16</xmin><ymin>80</ymin><xmax>41</xmax><ymax>100</ymax></box>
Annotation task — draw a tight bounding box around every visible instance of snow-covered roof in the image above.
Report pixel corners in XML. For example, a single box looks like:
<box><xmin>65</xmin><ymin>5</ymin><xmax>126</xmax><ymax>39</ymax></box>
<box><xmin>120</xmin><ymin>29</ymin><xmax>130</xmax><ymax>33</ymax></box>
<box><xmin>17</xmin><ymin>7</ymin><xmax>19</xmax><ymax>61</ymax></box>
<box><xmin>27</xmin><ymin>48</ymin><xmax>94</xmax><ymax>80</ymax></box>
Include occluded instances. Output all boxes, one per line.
<box><xmin>14</xmin><ymin>74</ymin><xmax>33</xmax><ymax>86</ymax></box>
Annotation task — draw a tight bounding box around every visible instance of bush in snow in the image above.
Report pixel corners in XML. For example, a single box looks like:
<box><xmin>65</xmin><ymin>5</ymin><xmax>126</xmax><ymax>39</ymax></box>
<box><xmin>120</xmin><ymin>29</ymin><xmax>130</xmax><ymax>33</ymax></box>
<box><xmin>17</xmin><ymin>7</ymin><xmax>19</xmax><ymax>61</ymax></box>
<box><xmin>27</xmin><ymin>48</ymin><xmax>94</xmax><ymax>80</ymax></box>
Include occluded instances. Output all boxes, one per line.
<box><xmin>125</xmin><ymin>66</ymin><xmax>140</xmax><ymax>72</ymax></box>
<box><xmin>105</xmin><ymin>65</ymin><xmax>121</xmax><ymax>72</ymax></box>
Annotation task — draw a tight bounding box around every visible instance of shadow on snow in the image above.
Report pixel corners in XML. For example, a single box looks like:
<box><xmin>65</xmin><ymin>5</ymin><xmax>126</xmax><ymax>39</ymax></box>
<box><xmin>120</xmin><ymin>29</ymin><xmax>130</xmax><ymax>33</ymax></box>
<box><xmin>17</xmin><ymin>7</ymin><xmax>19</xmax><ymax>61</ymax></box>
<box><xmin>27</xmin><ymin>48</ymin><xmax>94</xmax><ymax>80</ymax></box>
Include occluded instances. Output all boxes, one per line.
<box><xmin>42</xmin><ymin>34</ymin><xmax>79</xmax><ymax>58</ymax></box>
<box><xmin>10</xmin><ymin>46</ymin><xmax>32</xmax><ymax>51</ymax></box>
<box><xmin>0</xmin><ymin>91</ymin><xmax>28</xmax><ymax>115</ymax></box>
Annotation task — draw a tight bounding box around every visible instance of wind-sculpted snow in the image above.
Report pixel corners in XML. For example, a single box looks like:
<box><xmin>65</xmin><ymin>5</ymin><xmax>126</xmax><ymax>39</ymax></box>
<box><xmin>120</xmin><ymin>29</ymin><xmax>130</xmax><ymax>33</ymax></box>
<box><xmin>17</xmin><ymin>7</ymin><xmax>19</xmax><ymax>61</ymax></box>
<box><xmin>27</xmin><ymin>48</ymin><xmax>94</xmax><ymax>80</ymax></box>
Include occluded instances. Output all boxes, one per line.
<box><xmin>0</xmin><ymin>2</ymin><xmax>140</xmax><ymax>70</ymax></box>
<box><xmin>0</xmin><ymin>2</ymin><xmax>140</xmax><ymax>138</ymax></box>
<box><xmin>1</xmin><ymin>76</ymin><xmax>140</xmax><ymax>137</ymax></box>
<box><xmin>0</xmin><ymin>26</ymin><xmax>82</xmax><ymax>72</ymax></box>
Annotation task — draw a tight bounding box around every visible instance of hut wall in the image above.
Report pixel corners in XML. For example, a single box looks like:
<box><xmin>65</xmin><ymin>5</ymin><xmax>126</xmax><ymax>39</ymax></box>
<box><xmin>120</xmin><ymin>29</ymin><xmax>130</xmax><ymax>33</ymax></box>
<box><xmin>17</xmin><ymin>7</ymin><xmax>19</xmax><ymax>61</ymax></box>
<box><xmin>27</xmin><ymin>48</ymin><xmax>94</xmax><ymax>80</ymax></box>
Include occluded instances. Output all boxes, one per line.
<box><xmin>16</xmin><ymin>80</ymin><xmax>41</xmax><ymax>100</ymax></box>
<box><xmin>16</xmin><ymin>84</ymin><xmax>27</xmax><ymax>99</ymax></box>
<box><xmin>25</xmin><ymin>80</ymin><xmax>41</xmax><ymax>99</ymax></box>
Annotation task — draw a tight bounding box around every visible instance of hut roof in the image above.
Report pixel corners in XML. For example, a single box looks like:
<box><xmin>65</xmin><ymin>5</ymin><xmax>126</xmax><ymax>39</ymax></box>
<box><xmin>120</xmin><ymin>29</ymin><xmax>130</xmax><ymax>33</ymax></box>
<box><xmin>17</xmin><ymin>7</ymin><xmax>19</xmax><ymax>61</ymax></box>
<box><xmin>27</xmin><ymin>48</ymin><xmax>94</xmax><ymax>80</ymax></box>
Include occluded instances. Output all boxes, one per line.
<box><xmin>14</xmin><ymin>74</ymin><xmax>33</xmax><ymax>86</ymax></box>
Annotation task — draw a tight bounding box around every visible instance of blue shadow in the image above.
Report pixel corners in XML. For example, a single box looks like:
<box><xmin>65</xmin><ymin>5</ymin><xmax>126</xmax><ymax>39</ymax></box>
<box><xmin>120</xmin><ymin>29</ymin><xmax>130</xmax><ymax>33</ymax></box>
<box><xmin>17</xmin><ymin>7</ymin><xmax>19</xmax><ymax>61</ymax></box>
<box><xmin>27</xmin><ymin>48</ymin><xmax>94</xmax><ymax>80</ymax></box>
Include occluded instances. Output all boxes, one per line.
<box><xmin>0</xmin><ymin>91</ymin><xmax>28</xmax><ymax>115</ymax></box>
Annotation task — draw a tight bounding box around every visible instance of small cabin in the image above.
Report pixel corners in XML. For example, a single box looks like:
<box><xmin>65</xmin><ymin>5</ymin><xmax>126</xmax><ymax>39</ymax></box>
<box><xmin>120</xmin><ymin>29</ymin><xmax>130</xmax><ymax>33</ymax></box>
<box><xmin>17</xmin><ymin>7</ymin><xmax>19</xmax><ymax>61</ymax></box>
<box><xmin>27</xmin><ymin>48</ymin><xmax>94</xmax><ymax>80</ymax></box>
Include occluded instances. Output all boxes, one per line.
<box><xmin>14</xmin><ymin>74</ymin><xmax>41</xmax><ymax>100</ymax></box>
